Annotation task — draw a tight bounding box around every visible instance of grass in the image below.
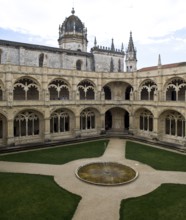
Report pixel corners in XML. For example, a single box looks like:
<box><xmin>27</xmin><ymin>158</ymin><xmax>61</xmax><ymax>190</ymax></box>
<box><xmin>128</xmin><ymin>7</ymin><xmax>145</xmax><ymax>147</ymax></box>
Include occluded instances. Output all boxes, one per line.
<box><xmin>0</xmin><ymin>139</ymin><xmax>109</xmax><ymax>164</ymax></box>
<box><xmin>125</xmin><ymin>141</ymin><xmax>186</xmax><ymax>171</ymax></box>
<box><xmin>120</xmin><ymin>183</ymin><xmax>186</xmax><ymax>220</ymax></box>
<box><xmin>0</xmin><ymin>173</ymin><xmax>81</xmax><ymax>220</ymax></box>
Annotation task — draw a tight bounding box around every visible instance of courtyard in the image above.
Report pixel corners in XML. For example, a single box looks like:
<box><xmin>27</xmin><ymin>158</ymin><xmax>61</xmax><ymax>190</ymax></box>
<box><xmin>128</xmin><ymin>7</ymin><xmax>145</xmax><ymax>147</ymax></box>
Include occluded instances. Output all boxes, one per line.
<box><xmin>0</xmin><ymin>138</ymin><xmax>186</xmax><ymax>220</ymax></box>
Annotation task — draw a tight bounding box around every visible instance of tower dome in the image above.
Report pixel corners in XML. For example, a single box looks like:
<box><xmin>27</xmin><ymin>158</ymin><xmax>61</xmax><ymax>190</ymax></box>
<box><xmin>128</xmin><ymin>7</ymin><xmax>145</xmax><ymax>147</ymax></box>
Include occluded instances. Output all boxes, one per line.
<box><xmin>58</xmin><ymin>8</ymin><xmax>88</xmax><ymax>52</ymax></box>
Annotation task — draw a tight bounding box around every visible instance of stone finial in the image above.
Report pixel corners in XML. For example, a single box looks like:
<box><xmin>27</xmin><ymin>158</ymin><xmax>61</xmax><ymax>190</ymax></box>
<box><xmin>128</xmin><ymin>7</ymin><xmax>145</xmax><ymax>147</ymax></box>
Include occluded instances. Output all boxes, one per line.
<box><xmin>158</xmin><ymin>54</ymin><xmax>162</xmax><ymax>67</ymax></box>
<box><xmin>94</xmin><ymin>37</ymin><xmax>97</xmax><ymax>47</ymax></box>
<box><xmin>121</xmin><ymin>43</ymin><xmax>124</xmax><ymax>51</ymax></box>
<box><xmin>111</xmin><ymin>38</ymin><xmax>115</xmax><ymax>51</ymax></box>
<box><xmin>71</xmin><ymin>7</ymin><xmax>75</xmax><ymax>15</ymax></box>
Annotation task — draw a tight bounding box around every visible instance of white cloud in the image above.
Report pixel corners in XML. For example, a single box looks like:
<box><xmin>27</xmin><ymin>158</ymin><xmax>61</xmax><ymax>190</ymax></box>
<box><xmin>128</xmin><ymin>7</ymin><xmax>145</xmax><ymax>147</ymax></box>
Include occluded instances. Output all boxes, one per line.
<box><xmin>0</xmin><ymin>0</ymin><xmax>186</xmax><ymax>67</ymax></box>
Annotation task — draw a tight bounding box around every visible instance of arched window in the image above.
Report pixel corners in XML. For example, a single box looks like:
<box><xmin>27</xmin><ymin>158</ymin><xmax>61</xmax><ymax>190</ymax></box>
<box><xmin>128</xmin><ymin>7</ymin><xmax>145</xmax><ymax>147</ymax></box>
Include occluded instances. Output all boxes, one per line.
<box><xmin>14</xmin><ymin>111</ymin><xmax>39</xmax><ymax>137</ymax></box>
<box><xmin>103</xmin><ymin>86</ymin><xmax>111</xmax><ymax>100</ymax></box>
<box><xmin>76</xmin><ymin>60</ymin><xmax>82</xmax><ymax>70</ymax></box>
<box><xmin>166</xmin><ymin>79</ymin><xmax>186</xmax><ymax>101</ymax></box>
<box><xmin>39</xmin><ymin>53</ymin><xmax>44</xmax><ymax>67</ymax></box>
<box><xmin>165</xmin><ymin>111</ymin><xmax>185</xmax><ymax>137</ymax></box>
<box><xmin>48</xmin><ymin>79</ymin><xmax>69</xmax><ymax>100</ymax></box>
<box><xmin>78</xmin><ymin>80</ymin><xmax>95</xmax><ymax>100</ymax></box>
<box><xmin>50</xmin><ymin>110</ymin><xmax>70</xmax><ymax>133</ymax></box>
<box><xmin>140</xmin><ymin>81</ymin><xmax>157</xmax><ymax>100</ymax></box>
<box><xmin>13</xmin><ymin>78</ymin><xmax>39</xmax><ymax>100</ymax></box>
<box><xmin>80</xmin><ymin>109</ymin><xmax>95</xmax><ymax>130</ymax></box>
<box><xmin>139</xmin><ymin>110</ymin><xmax>153</xmax><ymax>131</ymax></box>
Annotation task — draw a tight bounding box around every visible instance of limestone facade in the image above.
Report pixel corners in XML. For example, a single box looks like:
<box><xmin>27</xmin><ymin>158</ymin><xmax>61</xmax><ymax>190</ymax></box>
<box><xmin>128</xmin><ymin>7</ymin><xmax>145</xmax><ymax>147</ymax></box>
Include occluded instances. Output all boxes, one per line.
<box><xmin>0</xmin><ymin>9</ymin><xmax>185</xmax><ymax>147</ymax></box>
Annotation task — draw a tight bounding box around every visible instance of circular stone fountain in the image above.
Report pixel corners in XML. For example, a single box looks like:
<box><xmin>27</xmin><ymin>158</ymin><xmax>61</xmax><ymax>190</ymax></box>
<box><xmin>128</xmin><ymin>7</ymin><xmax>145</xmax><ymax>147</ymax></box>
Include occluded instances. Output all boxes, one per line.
<box><xmin>76</xmin><ymin>162</ymin><xmax>138</xmax><ymax>186</ymax></box>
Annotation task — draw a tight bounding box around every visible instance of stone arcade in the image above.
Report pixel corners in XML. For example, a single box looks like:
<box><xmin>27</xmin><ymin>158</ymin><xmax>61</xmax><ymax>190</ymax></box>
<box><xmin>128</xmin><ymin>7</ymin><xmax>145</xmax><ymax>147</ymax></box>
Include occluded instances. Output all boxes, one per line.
<box><xmin>0</xmin><ymin>8</ymin><xmax>186</xmax><ymax>147</ymax></box>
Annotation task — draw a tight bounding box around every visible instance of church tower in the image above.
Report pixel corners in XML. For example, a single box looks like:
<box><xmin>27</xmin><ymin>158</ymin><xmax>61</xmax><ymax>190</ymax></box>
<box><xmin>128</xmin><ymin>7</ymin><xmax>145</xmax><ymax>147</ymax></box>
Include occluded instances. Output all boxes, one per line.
<box><xmin>58</xmin><ymin>8</ymin><xmax>88</xmax><ymax>52</ymax></box>
<box><xmin>125</xmin><ymin>32</ymin><xmax>137</xmax><ymax>72</ymax></box>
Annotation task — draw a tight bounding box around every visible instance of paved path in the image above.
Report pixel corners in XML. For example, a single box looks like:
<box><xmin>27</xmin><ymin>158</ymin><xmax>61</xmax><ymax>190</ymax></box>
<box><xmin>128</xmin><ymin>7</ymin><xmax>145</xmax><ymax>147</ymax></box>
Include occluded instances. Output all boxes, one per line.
<box><xmin>0</xmin><ymin>138</ymin><xmax>186</xmax><ymax>220</ymax></box>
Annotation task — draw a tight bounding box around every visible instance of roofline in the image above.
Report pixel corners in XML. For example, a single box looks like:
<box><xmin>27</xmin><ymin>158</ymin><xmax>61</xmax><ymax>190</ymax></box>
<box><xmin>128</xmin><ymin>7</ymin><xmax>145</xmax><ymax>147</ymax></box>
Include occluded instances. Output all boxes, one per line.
<box><xmin>138</xmin><ymin>62</ymin><xmax>186</xmax><ymax>72</ymax></box>
<box><xmin>0</xmin><ymin>39</ymin><xmax>92</xmax><ymax>57</ymax></box>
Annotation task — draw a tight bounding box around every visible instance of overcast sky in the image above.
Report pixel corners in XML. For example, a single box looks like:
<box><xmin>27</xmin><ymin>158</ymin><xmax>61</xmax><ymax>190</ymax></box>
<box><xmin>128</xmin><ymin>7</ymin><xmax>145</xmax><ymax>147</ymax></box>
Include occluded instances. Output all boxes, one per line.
<box><xmin>0</xmin><ymin>0</ymin><xmax>186</xmax><ymax>68</ymax></box>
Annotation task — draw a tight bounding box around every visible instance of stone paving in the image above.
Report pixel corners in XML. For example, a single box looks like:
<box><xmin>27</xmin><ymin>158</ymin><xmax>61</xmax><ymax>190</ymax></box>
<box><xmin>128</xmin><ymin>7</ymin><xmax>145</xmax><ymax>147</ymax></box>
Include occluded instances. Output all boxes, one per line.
<box><xmin>0</xmin><ymin>138</ymin><xmax>186</xmax><ymax>220</ymax></box>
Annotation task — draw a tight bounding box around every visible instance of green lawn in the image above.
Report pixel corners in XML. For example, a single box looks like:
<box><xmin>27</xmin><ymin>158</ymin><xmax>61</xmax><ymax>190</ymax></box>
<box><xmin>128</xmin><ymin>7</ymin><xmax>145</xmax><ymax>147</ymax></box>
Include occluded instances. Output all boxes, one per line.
<box><xmin>0</xmin><ymin>173</ymin><xmax>81</xmax><ymax>220</ymax></box>
<box><xmin>125</xmin><ymin>141</ymin><xmax>186</xmax><ymax>171</ymax></box>
<box><xmin>0</xmin><ymin>139</ymin><xmax>109</xmax><ymax>164</ymax></box>
<box><xmin>120</xmin><ymin>184</ymin><xmax>186</xmax><ymax>220</ymax></box>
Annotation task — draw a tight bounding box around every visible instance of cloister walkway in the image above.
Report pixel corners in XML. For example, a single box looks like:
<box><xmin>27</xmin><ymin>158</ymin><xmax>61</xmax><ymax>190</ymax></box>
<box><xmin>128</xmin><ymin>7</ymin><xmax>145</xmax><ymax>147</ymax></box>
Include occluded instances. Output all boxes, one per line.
<box><xmin>0</xmin><ymin>138</ymin><xmax>186</xmax><ymax>220</ymax></box>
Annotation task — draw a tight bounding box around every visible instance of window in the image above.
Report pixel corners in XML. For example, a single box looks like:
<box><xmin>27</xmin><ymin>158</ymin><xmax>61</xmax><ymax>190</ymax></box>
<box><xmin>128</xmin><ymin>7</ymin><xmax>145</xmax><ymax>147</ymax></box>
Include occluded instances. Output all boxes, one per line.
<box><xmin>50</xmin><ymin>110</ymin><xmax>70</xmax><ymax>133</ymax></box>
<box><xmin>80</xmin><ymin>109</ymin><xmax>95</xmax><ymax>130</ymax></box>
<box><xmin>39</xmin><ymin>53</ymin><xmax>44</xmax><ymax>67</ymax></box>
<box><xmin>139</xmin><ymin>110</ymin><xmax>153</xmax><ymax>132</ymax></box>
<box><xmin>76</xmin><ymin>60</ymin><xmax>82</xmax><ymax>70</ymax></box>
<box><xmin>14</xmin><ymin>111</ymin><xmax>39</xmax><ymax>137</ymax></box>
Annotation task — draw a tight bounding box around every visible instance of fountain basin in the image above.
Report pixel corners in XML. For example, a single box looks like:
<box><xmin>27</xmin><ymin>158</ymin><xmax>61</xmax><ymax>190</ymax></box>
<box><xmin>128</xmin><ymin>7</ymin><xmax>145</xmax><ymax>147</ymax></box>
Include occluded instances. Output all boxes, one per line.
<box><xmin>76</xmin><ymin>162</ymin><xmax>138</xmax><ymax>186</ymax></box>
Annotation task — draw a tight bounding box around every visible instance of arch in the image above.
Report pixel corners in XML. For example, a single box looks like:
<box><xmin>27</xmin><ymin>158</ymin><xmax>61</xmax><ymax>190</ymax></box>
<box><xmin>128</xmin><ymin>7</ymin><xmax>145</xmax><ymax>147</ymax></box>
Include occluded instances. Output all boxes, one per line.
<box><xmin>13</xmin><ymin>77</ymin><xmax>40</xmax><ymax>100</ymax></box>
<box><xmin>164</xmin><ymin>78</ymin><xmax>186</xmax><ymax>101</ymax></box>
<box><xmin>139</xmin><ymin>80</ymin><xmax>157</xmax><ymax>100</ymax></box>
<box><xmin>50</xmin><ymin>109</ymin><xmax>73</xmax><ymax>133</ymax></box>
<box><xmin>14</xmin><ymin>110</ymin><xmax>42</xmax><ymax>137</ymax></box>
<box><xmin>103</xmin><ymin>81</ymin><xmax>133</xmax><ymax>101</ymax></box>
<box><xmin>77</xmin><ymin>80</ymin><xmax>95</xmax><ymax>100</ymax></box>
<box><xmin>76</xmin><ymin>60</ymin><xmax>82</xmax><ymax>70</ymax></box>
<box><xmin>134</xmin><ymin>108</ymin><xmax>154</xmax><ymax>132</ymax></box>
<box><xmin>48</xmin><ymin>79</ymin><xmax>70</xmax><ymax>100</ymax></box>
<box><xmin>159</xmin><ymin>110</ymin><xmax>185</xmax><ymax>137</ymax></box>
<box><xmin>105</xmin><ymin>107</ymin><xmax>129</xmax><ymax>131</ymax></box>
<box><xmin>80</xmin><ymin>108</ymin><xmax>96</xmax><ymax>130</ymax></box>
<box><xmin>103</xmin><ymin>85</ymin><xmax>111</xmax><ymax>100</ymax></box>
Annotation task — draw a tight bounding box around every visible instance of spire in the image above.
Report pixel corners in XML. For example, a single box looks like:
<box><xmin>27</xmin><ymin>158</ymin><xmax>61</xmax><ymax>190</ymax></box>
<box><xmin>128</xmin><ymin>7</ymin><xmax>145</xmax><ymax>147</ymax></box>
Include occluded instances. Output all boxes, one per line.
<box><xmin>71</xmin><ymin>7</ymin><xmax>75</xmax><ymax>15</ymax></box>
<box><xmin>121</xmin><ymin>42</ymin><xmax>124</xmax><ymax>51</ymax></box>
<box><xmin>94</xmin><ymin>37</ymin><xmax>97</xmax><ymax>47</ymax></box>
<box><xmin>111</xmin><ymin>38</ymin><xmax>115</xmax><ymax>51</ymax></box>
<box><xmin>158</xmin><ymin>54</ymin><xmax>162</xmax><ymax>66</ymax></box>
<box><xmin>127</xmin><ymin>31</ymin><xmax>135</xmax><ymax>52</ymax></box>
